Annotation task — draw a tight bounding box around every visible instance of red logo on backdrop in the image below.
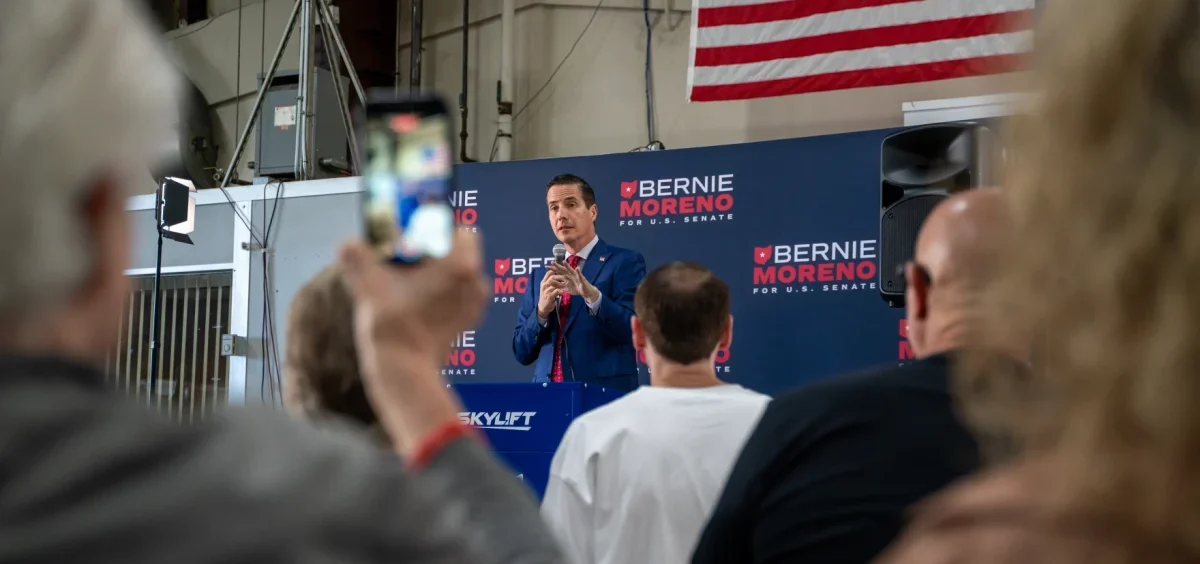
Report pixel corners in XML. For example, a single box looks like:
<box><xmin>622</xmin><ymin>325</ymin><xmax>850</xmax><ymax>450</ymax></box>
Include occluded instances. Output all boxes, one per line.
<box><xmin>752</xmin><ymin>240</ymin><xmax>879</xmax><ymax>296</ymax></box>
<box><xmin>637</xmin><ymin>347</ymin><xmax>733</xmax><ymax>374</ymax></box>
<box><xmin>449</xmin><ymin>189</ymin><xmax>479</xmax><ymax>231</ymax></box>
<box><xmin>617</xmin><ymin>174</ymin><xmax>736</xmax><ymax>228</ymax></box>
<box><xmin>620</xmin><ymin>181</ymin><xmax>637</xmax><ymax>199</ymax></box>
<box><xmin>444</xmin><ymin>330</ymin><xmax>477</xmax><ymax>376</ymax></box>
<box><xmin>492</xmin><ymin>254</ymin><xmax>555</xmax><ymax>303</ymax></box>
<box><xmin>753</xmin><ymin>246</ymin><xmax>772</xmax><ymax>266</ymax></box>
<box><xmin>898</xmin><ymin>319</ymin><xmax>914</xmax><ymax>360</ymax></box>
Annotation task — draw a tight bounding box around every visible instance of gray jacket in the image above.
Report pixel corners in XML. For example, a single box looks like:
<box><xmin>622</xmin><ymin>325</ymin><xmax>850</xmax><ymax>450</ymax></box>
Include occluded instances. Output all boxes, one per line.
<box><xmin>0</xmin><ymin>355</ymin><xmax>564</xmax><ymax>563</ymax></box>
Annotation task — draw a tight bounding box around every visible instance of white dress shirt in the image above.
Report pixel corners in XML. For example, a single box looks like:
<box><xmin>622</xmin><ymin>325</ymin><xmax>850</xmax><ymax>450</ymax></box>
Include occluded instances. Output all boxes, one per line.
<box><xmin>541</xmin><ymin>384</ymin><xmax>770</xmax><ymax>564</ymax></box>
<box><xmin>538</xmin><ymin>234</ymin><xmax>602</xmax><ymax>326</ymax></box>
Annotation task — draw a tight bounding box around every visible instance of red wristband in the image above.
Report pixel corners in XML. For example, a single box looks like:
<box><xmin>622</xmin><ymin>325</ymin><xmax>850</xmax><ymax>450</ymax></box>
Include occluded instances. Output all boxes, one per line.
<box><xmin>410</xmin><ymin>421</ymin><xmax>481</xmax><ymax>469</ymax></box>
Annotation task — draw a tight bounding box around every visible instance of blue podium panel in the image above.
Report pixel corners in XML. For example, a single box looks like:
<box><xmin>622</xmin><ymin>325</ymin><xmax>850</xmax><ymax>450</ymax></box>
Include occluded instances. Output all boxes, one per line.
<box><xmin>454</xmin><ymin>383</ymin><xmax>578</xmax><ymax>452</ymax></box>
<box><xmin>454</xmin><ymin>382</ymin><xmax>626</xmax><ymax>452</ymax></box>
<box><xmin>454</xmin><ymin>382</ymin><xmax>626</xmax><ymax>499</ymax></box>
<box><xmin>581</xmin><ymin>385</ymin><xmax>624</xmax><ymax>414</ymax></box>
<box><xmin>498</xmin><ymin>452</ymin><xmax>555</xmax><ymax>499</ymax></box>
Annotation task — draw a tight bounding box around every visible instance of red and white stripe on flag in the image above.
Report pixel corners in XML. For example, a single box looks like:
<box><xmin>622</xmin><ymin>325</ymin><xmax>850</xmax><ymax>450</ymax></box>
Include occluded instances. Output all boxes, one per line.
<box><xmin>687</xmin><ymin>0</ymin><xmax>1036</xmax><ymax>102</ymax></box>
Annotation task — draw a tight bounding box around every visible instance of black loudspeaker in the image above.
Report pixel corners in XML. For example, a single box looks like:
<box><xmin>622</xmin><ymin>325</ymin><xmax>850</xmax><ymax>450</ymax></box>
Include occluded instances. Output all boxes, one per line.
<box><xmin>879</xmin><ymin>122</ymin><xmax>999</xmax><ymax>307</ymax></box>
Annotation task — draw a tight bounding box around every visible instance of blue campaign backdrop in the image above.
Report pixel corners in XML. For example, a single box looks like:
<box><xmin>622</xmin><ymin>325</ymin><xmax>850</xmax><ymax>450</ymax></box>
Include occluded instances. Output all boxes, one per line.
<box><xmin>445</xmin><ymin>128</ymin><xmax>908</xmax><ymax>397</ymax></box>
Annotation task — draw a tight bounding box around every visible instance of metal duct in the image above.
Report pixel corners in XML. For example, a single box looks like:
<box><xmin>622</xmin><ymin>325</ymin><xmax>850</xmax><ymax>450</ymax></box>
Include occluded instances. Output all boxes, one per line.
<box><xmin>151</xmin><ymin>77</ymin><xmax>219</xmax><ymax>188</ymax></box>
<box><xmin>410</xmin><ymin>0</ymin><xmax>423</xmax><ymax>91</ymax></box>
<box><xmin>459</xmin><ymin>0</ymin><xmax>474</xmax><ymax>162</ymax></box>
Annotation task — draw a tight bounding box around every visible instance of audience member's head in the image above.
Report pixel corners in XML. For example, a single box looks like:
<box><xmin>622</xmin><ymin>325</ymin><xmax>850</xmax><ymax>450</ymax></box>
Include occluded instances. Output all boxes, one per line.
<box><xmin>632</xmin><ymin>262</ymin><xmax>731</xmax><ymax>385</ymax></box>
<box><xmin>0</xmin><ymin>0</ymin><xmax>178</xmax><ymax>361</ymax></box>
<box><xmin>905</xmin><ymin>188</ymin><xmax>1029</xmax><ymax>462</ymax></box>
<box><xmin>969</xmin><ymin>0</ymin><xmax>1200</xmax><ymax>539</ymax></box>
<box><xmin>284</xmin><ymin>266</ymin><xmax>384</xmax><ymax>442</ymax></box>
<box><xmin>904</xmin><ymin>187</ymin><xmax>1011</xmax><ymax>359</ymax></box>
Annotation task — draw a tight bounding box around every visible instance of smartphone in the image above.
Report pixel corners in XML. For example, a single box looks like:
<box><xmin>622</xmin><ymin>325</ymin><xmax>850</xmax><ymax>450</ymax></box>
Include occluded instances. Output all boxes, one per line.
<box><xmin>361</xmin><ymin>93</ymin><xmax>455</xmax><ymax>263</ymax></box>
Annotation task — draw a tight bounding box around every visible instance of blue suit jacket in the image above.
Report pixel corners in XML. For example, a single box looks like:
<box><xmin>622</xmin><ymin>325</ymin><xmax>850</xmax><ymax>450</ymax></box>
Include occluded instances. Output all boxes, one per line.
<box><xmin>512</xmin><ymin>239</ymin><xmax>646</xmax><ymax>392</ymax></box>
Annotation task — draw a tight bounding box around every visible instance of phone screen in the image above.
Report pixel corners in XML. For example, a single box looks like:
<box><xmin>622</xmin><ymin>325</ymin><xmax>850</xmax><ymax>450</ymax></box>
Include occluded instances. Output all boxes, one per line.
<box><xmin>363</xmin><ymin>109</ymin><xmax>454</xmax><ymax>262</ymax></box>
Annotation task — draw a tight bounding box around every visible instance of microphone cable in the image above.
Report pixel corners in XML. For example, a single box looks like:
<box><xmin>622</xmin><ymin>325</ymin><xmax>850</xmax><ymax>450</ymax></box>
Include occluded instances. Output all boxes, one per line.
<box><xmin>557</xmin><ymin>300</ymin><xmax>577</xmax><ymax>383</ymax></box>
<box><xmin>551</xmin><ymin>252</ymin><xmax>577</xmax><ymax>383</ymax></box>
<box><xmin>554</xmin><ymin>300</ymin><xmax>578</xmax><ymax>384</ymax></box>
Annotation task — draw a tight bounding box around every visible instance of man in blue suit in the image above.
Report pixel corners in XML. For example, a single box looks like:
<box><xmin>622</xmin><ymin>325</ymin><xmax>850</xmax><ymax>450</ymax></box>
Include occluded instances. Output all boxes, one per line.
<box><xmin>512</xmin><ymin>174</ymin><xmax>647</xmax><ymax>392</ymax></box>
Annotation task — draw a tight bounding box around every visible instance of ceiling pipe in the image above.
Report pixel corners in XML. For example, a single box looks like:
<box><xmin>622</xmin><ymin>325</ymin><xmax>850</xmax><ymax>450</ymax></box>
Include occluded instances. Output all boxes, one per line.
<box><xmin>394</xmin><ymin>0</ymin><xmax>402</xmax><ymax>93</ymax></box>
<box><xmin>458</xmin><ymin>0</ymin><xmax>475</xmax><ymax>162</ymax></box>
<box><xmin>409</xmin><ymin>0</ymin><xmax>423</xmax><ymax>92</ymax></box>
<box><xmin>495</xmin><ymin>0</ymin><xmax>514</xmax><ymax>161</ymax></box>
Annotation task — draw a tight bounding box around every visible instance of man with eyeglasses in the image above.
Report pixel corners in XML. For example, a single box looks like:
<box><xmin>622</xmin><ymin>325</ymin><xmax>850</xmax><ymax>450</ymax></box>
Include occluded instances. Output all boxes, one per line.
<box><xmin>691</xmin><ymin>188</ymin><xmax>1026</xmax><ymax>564</ymax></box>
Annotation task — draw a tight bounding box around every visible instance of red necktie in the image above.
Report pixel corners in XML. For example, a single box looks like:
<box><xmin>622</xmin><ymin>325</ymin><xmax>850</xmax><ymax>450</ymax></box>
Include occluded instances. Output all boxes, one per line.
<box><xmin>551</xmin><ymin>255</ymin><xmax>582</xmax><ymax>383</ymax></box>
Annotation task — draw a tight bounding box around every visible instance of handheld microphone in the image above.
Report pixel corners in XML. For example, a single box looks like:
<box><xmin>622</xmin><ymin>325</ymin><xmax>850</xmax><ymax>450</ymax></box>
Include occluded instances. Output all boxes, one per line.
<box><xmin>550</xmin><ymin>243</ymin><xmax>575</xmax><ymax>382</ymax></box>
<box><xmin>552</xmin><ymin>244</ymin><xmax>567</xmax><ymax>307</ymax></box>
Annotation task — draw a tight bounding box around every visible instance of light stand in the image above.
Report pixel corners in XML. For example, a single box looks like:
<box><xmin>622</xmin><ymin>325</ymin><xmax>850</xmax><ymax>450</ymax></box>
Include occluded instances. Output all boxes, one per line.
<box><xmin>148</xmin><ymin>207</ymin><xmax>164</xmax><ymax>400</ymax></box>
<box><xmin>219</xmin><ymin>0</ymin><xmax>367</xmax><ymax>187</ymax></box>
<box><xmin>148</xmin><ymin>178</ymin><xmax>196</xmax><ymax>401</ymax></box>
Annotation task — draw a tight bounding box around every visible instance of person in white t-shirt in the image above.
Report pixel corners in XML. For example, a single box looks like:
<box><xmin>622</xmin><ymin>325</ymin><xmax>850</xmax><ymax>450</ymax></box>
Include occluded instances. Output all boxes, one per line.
<box><xmin>540</xmin><ymin>261</ymin><xmax>770</xmax><ymax>564</ymax></box>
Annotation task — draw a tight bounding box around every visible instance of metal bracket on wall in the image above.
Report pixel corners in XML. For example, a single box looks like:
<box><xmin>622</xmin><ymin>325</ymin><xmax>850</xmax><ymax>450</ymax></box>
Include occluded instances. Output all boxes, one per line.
<box><xmin>220</xmin><ymin>334</ymin><xmax>248</xmax><ymax>357</ymax></box>
<box><xmin>665</xmin><ymin>0</ymin><xmax>682</xmax><ymax>31</ymax></box>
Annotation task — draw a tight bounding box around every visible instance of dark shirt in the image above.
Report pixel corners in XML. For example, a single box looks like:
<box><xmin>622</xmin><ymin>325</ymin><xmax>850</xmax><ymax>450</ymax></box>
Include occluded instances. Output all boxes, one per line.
<box><xmin>0</xmin><ymin>354</ymin><xmax>564</xmax><ymax>564</ymax></box>
<box><xmin>691</xmin><ymin>352</ymin><xmax>987</xmax><ymax>564</ymax></box>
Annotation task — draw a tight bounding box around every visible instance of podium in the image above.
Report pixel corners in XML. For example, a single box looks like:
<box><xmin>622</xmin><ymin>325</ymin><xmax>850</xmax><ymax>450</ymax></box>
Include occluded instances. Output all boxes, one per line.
<box><xmin>452</xmin><ymin>382</ymin><xmax>625</xmax><ymax>498</ymax></box>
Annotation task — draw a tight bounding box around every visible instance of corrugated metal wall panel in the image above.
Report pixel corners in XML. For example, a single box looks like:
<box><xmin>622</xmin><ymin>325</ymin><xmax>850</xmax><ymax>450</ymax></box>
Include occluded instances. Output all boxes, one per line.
<box><xmin>108</xmin><ymin>271</ymin><xmax>232</xmax><ymax>423</ymax></box>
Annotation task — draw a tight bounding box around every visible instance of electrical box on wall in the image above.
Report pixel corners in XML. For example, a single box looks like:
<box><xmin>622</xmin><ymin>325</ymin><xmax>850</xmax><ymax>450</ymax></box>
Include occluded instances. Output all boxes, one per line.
<box><xmin>254</xmin><ymin>68</ymin><xmax>349</xmax><ymax>180</ymax></box>
<box><xmin>220</xmin><ymin>334</ymin><xmax>246</xmax><ymax>357</ymax></box>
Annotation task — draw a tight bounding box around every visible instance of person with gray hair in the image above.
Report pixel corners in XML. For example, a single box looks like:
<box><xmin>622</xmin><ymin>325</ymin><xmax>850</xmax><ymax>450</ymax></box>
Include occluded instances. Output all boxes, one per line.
<box><xmin>0</xmin><ymin>2</ymin><xmax>564</xmax><ymax>563</ymax></box>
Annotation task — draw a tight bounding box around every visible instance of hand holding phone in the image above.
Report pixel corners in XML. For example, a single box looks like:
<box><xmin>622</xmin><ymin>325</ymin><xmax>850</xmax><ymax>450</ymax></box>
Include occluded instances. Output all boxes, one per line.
<box><xmin>362</xmin><ymin>93</ymin><xmax>455</xmax><ymax>263</ymax></box>
<box><xmin>337</xmin><ymin>229</ymin><xmax>488</xmax><ymax>456</ymax></box>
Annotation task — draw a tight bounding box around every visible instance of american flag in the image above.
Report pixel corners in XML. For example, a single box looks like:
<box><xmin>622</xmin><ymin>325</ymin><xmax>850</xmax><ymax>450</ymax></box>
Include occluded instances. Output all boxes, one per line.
<box><xmin>687</xmin><ymin>0</ymin><xmax>1036</xmax><ymax>102</ymax></box>
<box><xmin>419</xmin><ymin>143</ymin><xmax>451</xmax><ymax>174</ymax></box>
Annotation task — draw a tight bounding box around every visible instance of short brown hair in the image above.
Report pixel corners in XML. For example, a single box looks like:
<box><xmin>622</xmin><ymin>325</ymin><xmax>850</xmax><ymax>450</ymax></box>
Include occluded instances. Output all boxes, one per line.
<box><xmin>634</xmin><ymin>262</ymin><xmax>730</xmax><ymax>364</ymax></box>
<box><xmin>283</xmin><ymin>266</ymin><xmax>380</xmax><ymax>437</ymax></box>
<box><xmin>546</xmin><ymin>173</ymin><xmax>596</xmax><ymax>208</ymax></box>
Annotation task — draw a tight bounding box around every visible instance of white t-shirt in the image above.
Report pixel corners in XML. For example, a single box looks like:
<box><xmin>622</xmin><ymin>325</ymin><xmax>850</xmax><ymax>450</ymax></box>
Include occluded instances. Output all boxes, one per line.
<box><xmin>541</xmin><ymin>384</ymin><xmax>770</xmax><ymax>564</ymax></box>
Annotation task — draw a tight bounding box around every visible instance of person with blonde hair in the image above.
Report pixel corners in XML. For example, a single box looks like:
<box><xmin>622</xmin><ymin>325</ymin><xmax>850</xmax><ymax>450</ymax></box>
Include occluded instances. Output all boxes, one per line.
<box><xmin>876</xmin><ymin>1</ymin><xmax>1200</xmax><ymax>562</ymax></box>
<box><xmin>284</xmin><ymin>265</ymin><xmax>388</xmax><ymax>443</ymax></box>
